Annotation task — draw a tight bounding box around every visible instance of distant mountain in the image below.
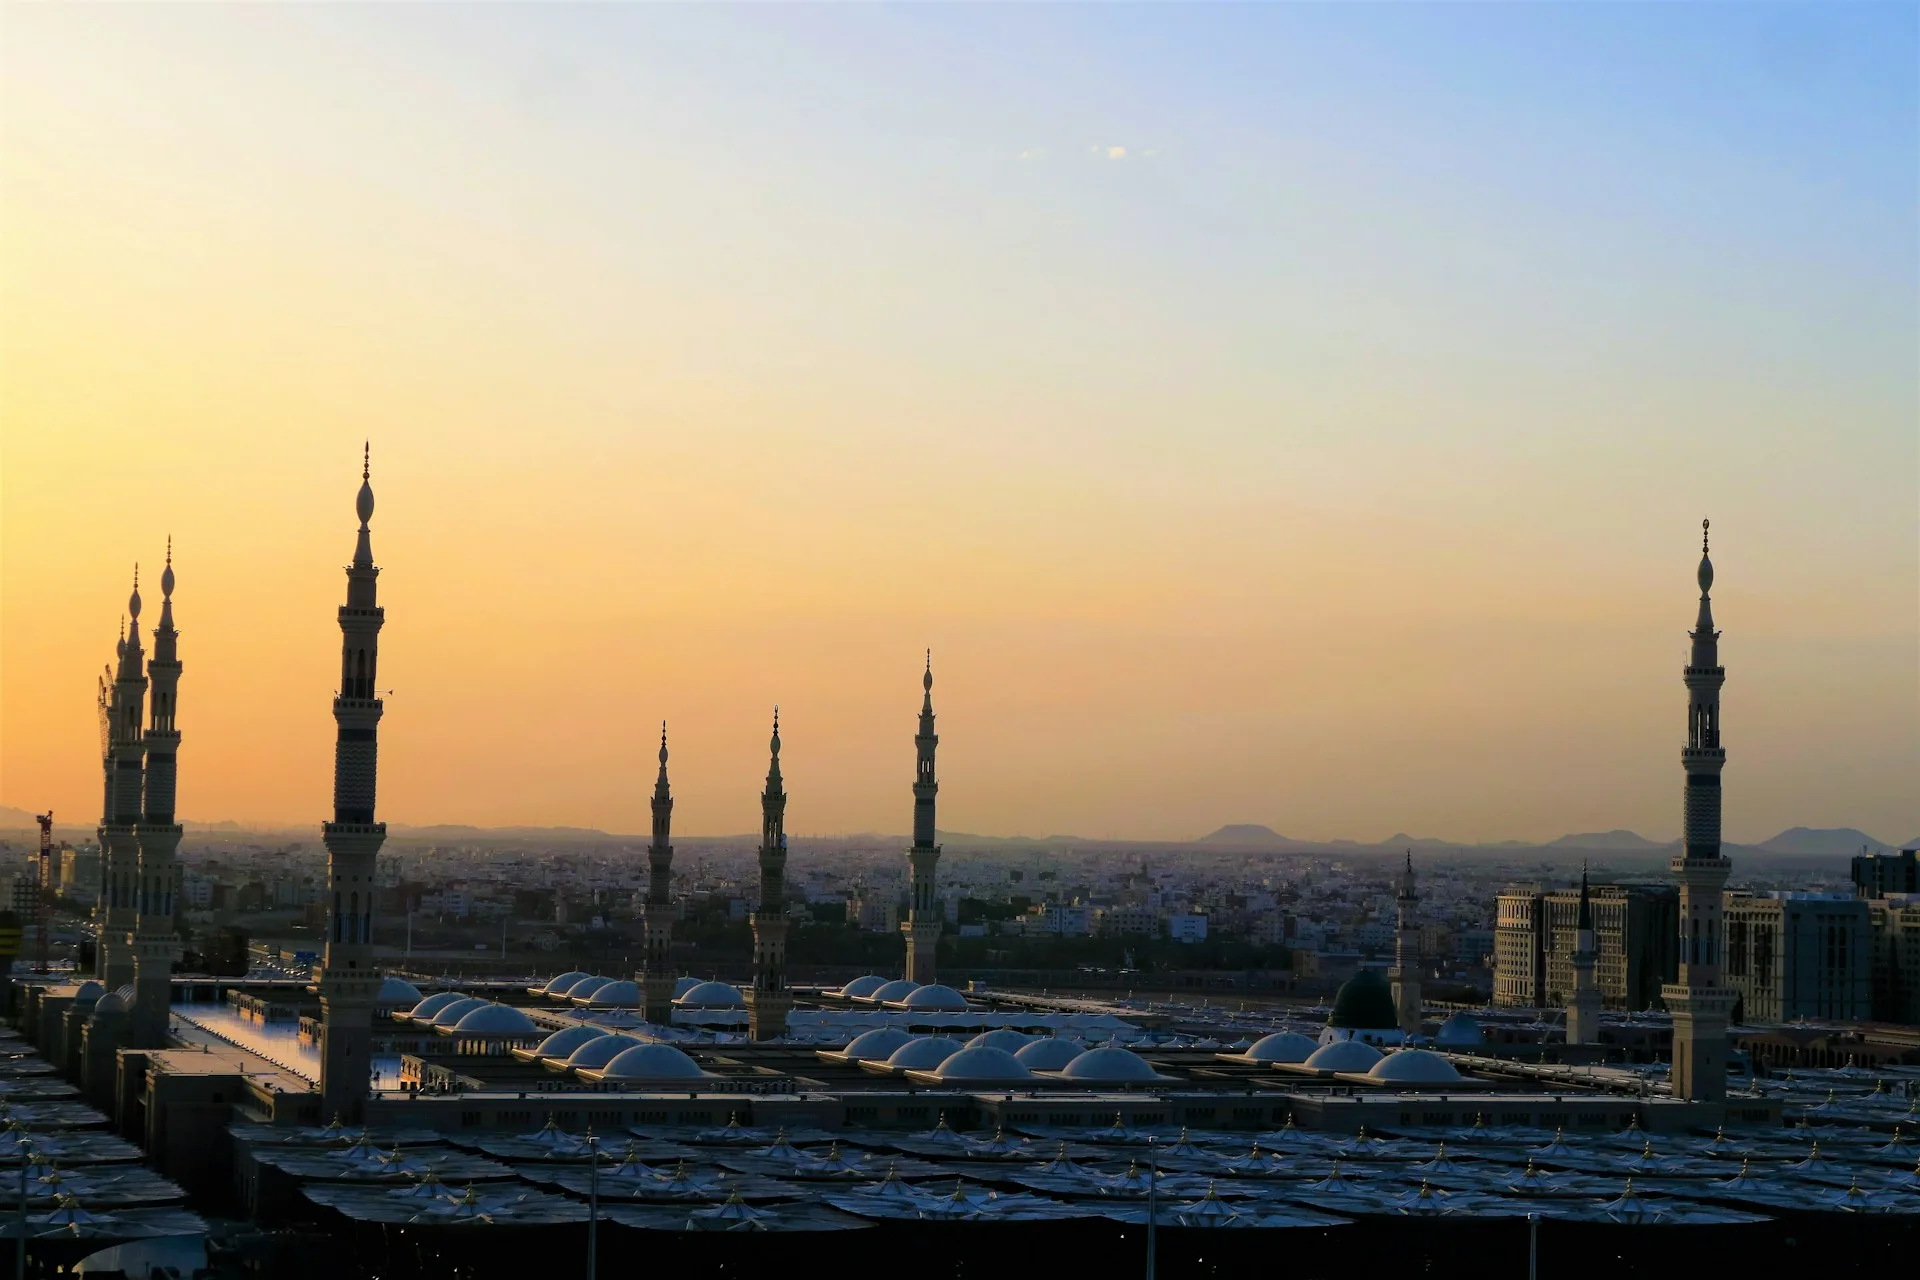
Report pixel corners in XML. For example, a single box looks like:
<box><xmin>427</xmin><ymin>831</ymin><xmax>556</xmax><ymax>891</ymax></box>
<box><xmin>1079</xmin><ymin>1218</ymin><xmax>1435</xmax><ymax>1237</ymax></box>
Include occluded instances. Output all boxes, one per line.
<box><xmin>1548</xmin><ymin>830</ymin><xmax>1670</xmax><ymax>851</ymax></box>
<box><xmin>1752</xmin><ymin>827</ymin><xmax>1895</xmax><ymax>857</ymax></box>
<box><xmin>1196</xmin><ymin>824</ymin><xmax>1295</xmax><ymax>847</ymax></box>
<box><xmin>0</xmin><ymin>806</ymin><xmax>43</xmax><ymax>830</ymax></box>
<box><xmin>1383</xmin><ymin>833</ymin><xmax>1469</xmax><ymax>849</ymax></box>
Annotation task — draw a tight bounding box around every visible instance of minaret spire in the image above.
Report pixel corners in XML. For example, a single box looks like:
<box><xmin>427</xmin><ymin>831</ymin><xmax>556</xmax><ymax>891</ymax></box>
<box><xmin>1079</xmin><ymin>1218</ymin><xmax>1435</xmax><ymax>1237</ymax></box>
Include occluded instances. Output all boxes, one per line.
<box><xmin>1389</xmin><ymin>849</ymin><xmax>1421</xmax><ymax>1033</ymax></box>
<box><xmin>639</xmin><ymin>721</ymin><xmax>678</xmax><ymax>1024</ymax></box>
<box><xmin>97</xmin><ymin>564</ymin><xmax>149</xmax><ymax>991</ymax></box>
<box><xmin>746</xmin><ymin>708</ymin><xmax>791</xmax><ymax>1040</ymax></box>
<box><xmin>319</xmin><ymin>446</ymin><xmax>390</xmax><ymax>1121</ymax></box>
<box><xmin>904</xmin><ymin>651</ymin><xmax>944</xmax><ymax>984</ymax></box>
<box><xmin>128</xmin><ymin>538</ymin><xmax>185</xmax><ymax>1046</ymax></box>
<box><xmin>1662</xmin><ymin>518</ymin><xmax>1736</xmax><ymax>1103</ymax></box>
<box><xmin>1566</xmin><ymin>861</ymin><xmax>1602</xmax><ymax>1046</ymax></box>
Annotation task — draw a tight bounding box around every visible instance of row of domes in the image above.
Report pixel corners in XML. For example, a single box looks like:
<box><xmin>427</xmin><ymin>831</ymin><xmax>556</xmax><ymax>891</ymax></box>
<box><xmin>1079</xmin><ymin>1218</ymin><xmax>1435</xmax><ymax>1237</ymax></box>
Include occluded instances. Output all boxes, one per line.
<box><xmin>836</xmin><ymin>1029</ymin><xmax>1167</xmax><ymax>1082</ymax></box>
<box><xmin>834</xmin><ymin>978</ymin><xmax>971</xmax><ymax>1011</ymax></box>
<box><xmin>1238</xmin><ymin>1032</ymin><xmax>1462</xmax><ymax>1083</ymax></box>
<box><xmin>538</xmin><ymin>972</ymin><xmax>746</xmax><ymax>1009</ymax></box>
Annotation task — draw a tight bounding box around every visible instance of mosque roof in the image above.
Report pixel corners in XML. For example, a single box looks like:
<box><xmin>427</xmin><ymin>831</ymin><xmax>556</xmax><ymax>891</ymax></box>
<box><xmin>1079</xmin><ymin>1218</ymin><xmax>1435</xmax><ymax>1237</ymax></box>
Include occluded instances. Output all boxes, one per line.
<box><xmin>674</xmin><ymin>981</ymin><xmax>745</xmax><ymax>1009</ymax></box>
<box><xmin>1367</xmin><ymin>1049</ymin><xmax>1463</xmax><ymax>1084</ymax></box>
<box><xmin>599</xmin><ymin>1044</ymin><xmax>707</xmax><ymax>1080</ymax></box>
<box><xmin>1057</xmin><ymin>1046</ymin><xmax>1162</xmax><ymax>1082</ymax></box>
<box><xmin>585</xmin><ymin>980</ymin><xmax>641</xmax><ymax>1008</ymax></box>
<box><xmin>531</xmin><ymin>1026</ymin><xmax>606</xmax><ymax>1059</ymax></box>
<box><xmin>928</xmin><ymin>1046</ymin><xmax>1032</xmax><ymax>1081</ymax></box>
<box><xmin>1013</xmin><ymin>1038</ymin><xmax>1084</xmax><ymax>1070</ymax></box>
<box><xmin>838</xmin><ymin>976</ymin><xmax>888</xmax><ymax>999</ymax></box>
<box><xmin>542</xmin><ymin>972</ymin><xmax>590</xmax><ymax>996</ymax></box>
<box><xmin>72</xmin><ymin>981</ymin><xmax>105</xmax><ymax>1006</ymax></box>
<box><xmin>1328</xmin><ymin>970</ymin><xmax>1398</xmax><ymax>1030</ymax></box>
<box><xmin>408</xmin><ymin>991</ymin><xmax>467</xmax><ymax>1020</ymax></box>
<box><xmin>564</xmin><ymin>976</ymin><xmax>613</xmax><ymax>1001</ymax></box>
<box><xmin>563</xmin><ymin>1034</ymin><xmax>644</xmax><ymax>1070</ymax></box>
<box><xmin>450</xmin><ymin>1004</ymin><xmax>539</xmax><ymax>1036</ymax></box>
<box><xmin>882</xmin><ymin>1037</ymin><xmax>965</xmax><ymax>1070</ymax></box>
<box><xmin>897</xmin><ymin>984</ymin><xmax>969</xmax><ymax>1011</ymax></box>
<box><xmin>1303</xmin><ymin>1039</ymin><xmax>1384</xmax><ymax>1072</ymax></box>
<box><xmin>1243</xmin><ymin>1031</ymin><xmax>1318</xmax><ymax>1064</ymax></box>
<box><xmin>867</xmin><ymin>980</ymin><xmax>920</xmax><ymax>1004</ymax></box>
<box><xmin>965</xmin><ymin>1029</ymin><xmax>1031</xmax><ymax>1053</ymax></box>
<box><xmin>841</xmin><ymin>1028</ymin><xmax>915</xmax><ymax>1062</ymax></box>
<box><xmin>673</xmin><ymin>976</ymin><xmax>704</xmax><ymax>998</ymax></box>
<box><xmin>377</xmin><ymin>977</ymin><xmax>424</xmax><ymax>1005</ymax></box>
<box><xmin>1435</xmin><ymin>1013</ymin><xmax>1485</xmax><ymax>1047</ymax></box>
<box><xmin>428</xmin><ymin>998</ymin><xmax>489</xmax><ymax>1028</ymax></box>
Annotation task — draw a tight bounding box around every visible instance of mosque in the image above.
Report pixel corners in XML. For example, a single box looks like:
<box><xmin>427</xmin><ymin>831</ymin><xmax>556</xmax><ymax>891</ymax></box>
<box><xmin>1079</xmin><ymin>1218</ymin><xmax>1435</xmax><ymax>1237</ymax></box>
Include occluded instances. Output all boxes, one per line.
<box><xmin>13</xmin><ymin>464</ymin><xmax>1825</xmax><ymax>1260</ymax></box>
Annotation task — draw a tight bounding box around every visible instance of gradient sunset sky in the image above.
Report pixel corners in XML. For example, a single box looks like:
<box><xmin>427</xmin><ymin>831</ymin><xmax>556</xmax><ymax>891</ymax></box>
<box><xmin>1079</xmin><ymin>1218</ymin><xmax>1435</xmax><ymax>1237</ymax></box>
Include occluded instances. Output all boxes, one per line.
<box><xmin>3</xmin><ymin>5</ymin><xmax>1914</xmax><ymax>843</ymax></box>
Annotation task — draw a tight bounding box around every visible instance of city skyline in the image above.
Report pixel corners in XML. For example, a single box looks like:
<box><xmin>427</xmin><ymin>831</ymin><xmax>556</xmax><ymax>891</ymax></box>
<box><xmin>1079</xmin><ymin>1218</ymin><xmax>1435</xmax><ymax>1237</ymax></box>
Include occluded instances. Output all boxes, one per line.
<box><xmin>3</xmin><ymin>6</ymin><xmax>1914</xmax><ymax>844</ymax></box>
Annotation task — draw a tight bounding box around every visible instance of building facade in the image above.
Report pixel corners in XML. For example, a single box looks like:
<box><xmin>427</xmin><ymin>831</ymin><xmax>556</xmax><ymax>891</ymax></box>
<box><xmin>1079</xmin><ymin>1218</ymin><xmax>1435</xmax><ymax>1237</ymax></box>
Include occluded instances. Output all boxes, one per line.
<box><xmin>1852</xmin><ymin>849</ymin><xmax>1918</xmax><ymax>899</ymax></box>
<box><xmin>1494</xmin><ymin>882</ymin><xmax>1677</xmax><ymax>1011</ymax></box>
<box><xmin>1866</xmin><ymin>898</ymin><xmax>1920</xmax><ymax>1026</ymax></box>
<box><xmin>1723</xmin><ymin>892</ymin><xmax>1871</xmax><ymax>1024</ymax></box>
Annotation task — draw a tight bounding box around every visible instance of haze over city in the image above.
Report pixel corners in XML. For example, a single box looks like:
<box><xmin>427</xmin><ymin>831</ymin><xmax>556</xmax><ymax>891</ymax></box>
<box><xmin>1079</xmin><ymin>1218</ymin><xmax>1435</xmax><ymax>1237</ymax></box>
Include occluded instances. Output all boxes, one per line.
<box><xmin>3</xmin><ymin>4</ymin><xmax>1914</xmax><ymax>844</ymax></box>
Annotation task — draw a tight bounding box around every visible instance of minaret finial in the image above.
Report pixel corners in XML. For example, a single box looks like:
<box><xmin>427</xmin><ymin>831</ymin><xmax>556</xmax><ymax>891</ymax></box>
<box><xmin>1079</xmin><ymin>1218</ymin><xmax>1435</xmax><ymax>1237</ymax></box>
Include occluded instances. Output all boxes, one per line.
<box><xmin>128</xmin><ymin>565</ymin><xmax>142</xmax><ymax>624</ymax></box>
<box><xmin>161</xmin><ymin>537</ymin><xmax>175</xmax><ymax>600</ymax></box>
<box><xmin>364</xmin><ymin>440</ymin><xmax>371</xmax><ymax>481</ymax></box>
<box><xmin>659</xmin><ymin>721</ymin><xmax>669</xmax><ymax>767</ymax></box>
<box><xmin>1702</xmin><ymin>517</ymin><xmax>1710</xmax><ymax>555</ymax></box>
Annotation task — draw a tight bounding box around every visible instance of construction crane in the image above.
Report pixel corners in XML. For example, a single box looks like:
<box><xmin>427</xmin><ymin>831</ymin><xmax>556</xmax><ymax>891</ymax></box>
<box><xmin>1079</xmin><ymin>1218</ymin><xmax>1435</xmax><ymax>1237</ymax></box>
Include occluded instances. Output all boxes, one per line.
<box><xmin>33</xmin><ymin>812</ymin><xmax>53</xmax><ymax>973</ymax></box>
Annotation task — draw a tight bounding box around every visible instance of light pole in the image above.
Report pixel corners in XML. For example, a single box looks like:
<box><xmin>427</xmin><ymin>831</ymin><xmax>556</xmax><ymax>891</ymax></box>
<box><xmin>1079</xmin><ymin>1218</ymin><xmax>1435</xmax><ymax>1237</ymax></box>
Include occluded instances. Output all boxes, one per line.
<box><xmin>585</xmin><ymin>1133</ymin><xmax>599</xmax><ymax>1280</ymax></box>
<box><xmin>1144</xmin><ymin>1134</ymin><xmax>1156</xmax><ymax>1280</ymax></box>
<box><xmin>1527</xmin><ymin>1211</ymin><xmax>1539</xmax><ymax>1280</ymax></box>
<box><xmin>15</xmin><ymin>1137</ymin><xmax>31</xmax><ymax>1280</ymax></box>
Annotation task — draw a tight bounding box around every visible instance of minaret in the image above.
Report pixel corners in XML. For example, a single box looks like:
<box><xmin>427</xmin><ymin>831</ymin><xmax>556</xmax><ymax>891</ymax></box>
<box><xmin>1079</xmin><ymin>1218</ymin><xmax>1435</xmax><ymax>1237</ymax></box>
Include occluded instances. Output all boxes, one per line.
<box><xmin>97</xmin><ymin>570</ymin><xmax>148</xmax><ymax>992</ymax></box>
<box><xmin>1566</xmin><ymin>863</ymin><xmax>1602</xmax><ymax>1046</ymax></box>
<box><xmin>130</xmin><ymin>541</ymin><xmax>184</xmax><ymax>1046</ymax></box>
<box><xmin>318</xmin><ymin>446</ymin><xmax>388</xmax><ymax>1122</ymax></box>
<box><xmin>1661</xmin><ymin>518</ymin><xmax>1736</xmax><ymax>1104</ymax></box>
<box><xmin>1388</xmin><ymin>851</ymin><xmax>1422</xmax><ymax>1033</ymax></box>
<box><xmin>744</xmin><ymin>710</ymin><xmax>791</xmax><ymax>1040</ymax></box>
<box><xmin>902</xmin><ymin>653</ymin><xmax>942</xmax><ymax>984</ymax></box>
<box><xmin>639</xmin><ymin>724</ymin><xmax>677</xmax><ymax>1025</ymax></box>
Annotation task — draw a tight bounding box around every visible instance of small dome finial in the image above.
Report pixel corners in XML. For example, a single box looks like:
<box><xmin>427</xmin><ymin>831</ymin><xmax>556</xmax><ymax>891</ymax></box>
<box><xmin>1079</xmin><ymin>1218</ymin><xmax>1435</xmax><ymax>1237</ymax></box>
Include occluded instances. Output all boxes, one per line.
<box><xmin>363</xmin><ymin>440</ymin><xmax>371</xmax><ymax>481</ymax></box>
<box><xmin>1702</xmin><ymin>516</ymin><xmax>1710</xmax><ymax>555</ymax></box>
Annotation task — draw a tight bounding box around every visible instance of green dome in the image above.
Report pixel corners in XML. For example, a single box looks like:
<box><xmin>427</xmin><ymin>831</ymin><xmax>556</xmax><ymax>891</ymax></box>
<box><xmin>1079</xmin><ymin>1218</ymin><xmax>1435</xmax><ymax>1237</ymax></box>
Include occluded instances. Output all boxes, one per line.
<box><xmin>1328</xmin><ymin>969</ymin><xmax>1398</xmax><ymax>1030</ymax></box>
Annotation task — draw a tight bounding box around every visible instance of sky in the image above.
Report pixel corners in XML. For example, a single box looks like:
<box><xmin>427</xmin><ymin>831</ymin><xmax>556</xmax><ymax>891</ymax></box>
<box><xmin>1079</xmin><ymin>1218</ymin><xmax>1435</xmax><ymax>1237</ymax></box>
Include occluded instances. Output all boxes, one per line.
<box><xmin>2</xmin><ymin>4</ymin><xmax>1914</xmax><ymax>844</ymax></box>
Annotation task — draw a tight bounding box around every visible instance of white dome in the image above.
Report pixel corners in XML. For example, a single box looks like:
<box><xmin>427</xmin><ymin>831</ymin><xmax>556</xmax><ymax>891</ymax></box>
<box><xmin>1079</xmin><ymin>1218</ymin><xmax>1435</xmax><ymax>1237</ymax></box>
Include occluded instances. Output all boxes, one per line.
<box><xmin>1059</xmin><ymin>1046</ymin><xmax>1160</xmax><ymax>1082</ymax></box>
<box><xmin>585</xmin><ymin>980</ymin><xmax>642</xmax><ymax>1008</ymax></box>
<box><xmin>565</xmin><ymin>1034</ymin><xmax>644</xmax><ymax>1070</ymax></box>
<box><xmin>931</xmin><ymin>1046</ymin><xmax>1032</xmax><ymax>1081</ymax></box>
<box><xmin>408</xmin><ymin>991</ymin><xmax>467</xmax><ymax>1020</ymax></box>
<box><xmin>675</xmin><ymin>981</ymin><xmax>745</xmax><ymax>1009</ymax></box>
<box><xmin>1014</xmin><ymin>1038</ymin><xmax>1085</xmax><ymax>1070</ymax></box>
<box><xmin>899</xmin><ymin>984</ymin><xmax>969</xmax><ymax>1011</ymax></box>
<box><xmin>533</xmin><ymin>1026</ymin><xmax>607</xmax><ymax>1059</ymax></box>
<box><xmin>1435</xmin><ymin>1013</ymin><xmax>1485</xmax><ymax>1047</ymax></box>
<box><xmin>1304</xmin><ymin>1039</ymin><xmax>1384</xmax><ymax>1072</ymax></box>
<box><xmin>1368</xmin><ymin>1049</ymin><xmax>1463</xmax><ymax>1084</ymax></box>
<box><xmin>1244</xmin><ymin>1032</ymin><xmax>1318</xmax><ymax>1063</ymax></box>
<box><xmin>565</xmin><ymin>976</ymin><xmax>613</xmax><ymax>1001</ymax></box>
<box><xmin>883</xmin><ymin>1036</ymin><xmax>965</xmax><ymax>1070</ymax></box>
<box><xmin>72</xmin><ymin>981</ymin><xmax>105</xmax><ymax>1005</ymax></box>
<box><xmin>838</xmin><ymin>975</ymin><xmax>888</xmax><ymax>999</ymax></box>
<box><xmin>543</xmin><ymin>971</ymin><xmax>591</xmax><ymax>995</ymax></box>
<box><xmin>377</xmin><ymin>977</ymin><xmax>424</xmax><ymax>1005</ymax></box>
<box><xmin>867</xmin><ymin>980</ymin><xmax>920</xmax><ymax>1004</ymax></box>
<box><xmin>842</xmin><ymin>1028</ymin><xmax>916</xmax><ymax>1062</ymax></box>
<box><xmin>601</xmin><ymin>1043</ymin><xmax>707</xmax><ymax>1080</ymax></box>
<box><xmin>429</xmin><ymin>998</ymin><xmax>490</xmax><ymax>1028</ymax></box>
<box><xmin>451</xmin><ymin>1003</ymin><xmax>539</xmax><ymax>1035</ymax></box>
<box><xmin>966</xmin><ymin>1029</ymin><xmax>1031</xmax><ymax>1053</ymax></box>
<box><xmin>673</xmin><ymin>976</ymin><xmax>703</xmax><ymax>998</ymax></box>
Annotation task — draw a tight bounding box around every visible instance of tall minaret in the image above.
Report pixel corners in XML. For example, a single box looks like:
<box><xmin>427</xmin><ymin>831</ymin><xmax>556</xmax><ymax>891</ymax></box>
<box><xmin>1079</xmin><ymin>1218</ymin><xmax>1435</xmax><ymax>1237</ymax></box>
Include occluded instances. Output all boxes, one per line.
<box><xmin>744</xmin><ymin>710</ymin><xmax>791</xmax><ymax>1040</ymax></box>
<box><xmin>639</xmin><ymin>724</ymin><xmax>677</xmax><ymax>1025</ymax></box>
<box><xmin>98</xmin><ymin>570</ymin><xmax>148</xmax><ymax>992</ymax></box>
<box><xmin>318</xmin><ymin>446</ymin><xmax>388</xmax><ymax>1122</ymax></box>
<box><xmin>1388</xmin><ymin>851</ymin><xmax>1422</xmax><ymax>1033</ymax></box>
<box><xmin>902</xmin><ymin>653</ymin><xmax>942</xmax><ymax>984</ymax></box>
<box><xmin>1566</xmin><ymin>863</ymin><xmax>1602</xmax><ymax>1046</ymax></box>
<box><xmin>1661</xmin><ymin>519</ymin><xmax>1736</xmax><ymax>1104</ymax></box>
<box><xmin>130</xmin><ymin>542</ymin><xmax>184</xmax><ymax>1046</ymax></box>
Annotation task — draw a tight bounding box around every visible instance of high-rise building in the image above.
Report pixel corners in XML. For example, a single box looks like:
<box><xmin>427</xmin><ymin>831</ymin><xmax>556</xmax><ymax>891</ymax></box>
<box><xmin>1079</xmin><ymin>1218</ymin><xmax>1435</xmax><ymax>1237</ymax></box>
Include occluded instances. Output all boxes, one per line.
<box><xmin>902</xmin><ymin>654</ymin><xmax>942</xmax><ymax>984</ymax></box>
<box><xmin>1865</xmin><ymin>897</ymin><xmax>1920</xmax><ymax>1026</ymax></box>
<box><xmin>98</xmin><ymin>571</ymin><xmax>148</xmax><ymax>993</ymax></box>
<box><xmin>1662</xmin><ymin>519</ymin><xmax>1737</xmax><ymax>1104</ymax></box>
<box><xmin>639</xmin><ymin>725</ymin><xmax>676</xmax><ymax>1024</ymax></box>
<box><xmin>1494</xmin><ymin>881</ymin><xmax>1676</xmax><ymax>1011</ymax></box>
<box><xmin>1852</xmin><ymin>849</ymin><xmax>1919</xmax><ymax>899</ymax></box>
<box><xmin>131</xmin><ymin>541</ymin><xmax>184</xmax><ymax>1046</ymax></box>
<box><xmin>745</xmin><ymin>712</ymin><xmax>790</xmax><ymax>1041</ymax></box>
<box><xmin>1722</xmin><ymin>892</ymin><xmax>1871</xmax><ymax>1023</ymax></box>
<box><xmin>1388</xmin><ymin>853</ymin><xmax>1421</xmax><ymax>1032</ymax></box>
<box><xmin>318</xmin><ymin>447</ymin><xmax>389</xmax><ymax>1122</ymax></box>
